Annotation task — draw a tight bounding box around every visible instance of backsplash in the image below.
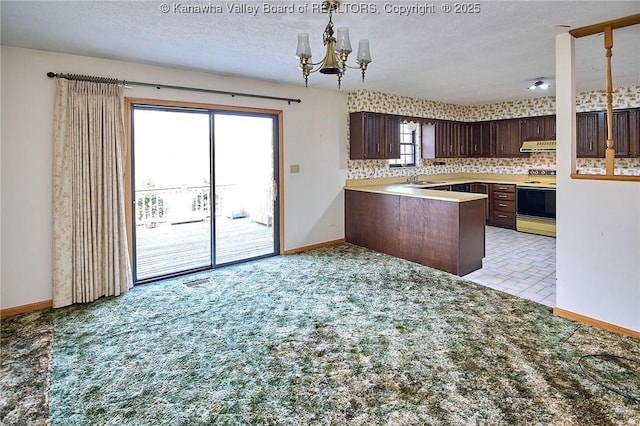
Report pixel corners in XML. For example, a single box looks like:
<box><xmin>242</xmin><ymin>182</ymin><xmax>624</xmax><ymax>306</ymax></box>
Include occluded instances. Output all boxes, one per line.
<box><xmin>347</xmin><ymin>155</ymin><xmax>640</xmax><ymax>180</ymax></box>
<box><xmin>346</xmin><ymin>86</ymin><xmax>640</xmax><ymax>179</ymax></box>
<box><xmin>347</xmin><ymin>153</ymin><xmax>554</xmax><ymax>180</ymax></box>
<box><xmin>576</xmin><ymin>157</ymin><xmax>640</xmax><ymax>176</ymax></box>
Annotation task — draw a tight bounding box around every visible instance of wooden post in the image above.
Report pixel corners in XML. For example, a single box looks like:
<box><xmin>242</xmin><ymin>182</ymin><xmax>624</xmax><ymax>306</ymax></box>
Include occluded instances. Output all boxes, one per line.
<box><xmin>604</xmin><ymin>26</ymin><xmax>615</xmax><ymax>176</ymax></box>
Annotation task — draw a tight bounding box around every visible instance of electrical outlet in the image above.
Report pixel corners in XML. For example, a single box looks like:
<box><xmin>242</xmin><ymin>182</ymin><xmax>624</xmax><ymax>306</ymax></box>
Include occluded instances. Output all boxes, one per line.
<box><xmin>290</xmin><ymin>164</ymin><xmax>301</xmax><ymax>173</ymax></box>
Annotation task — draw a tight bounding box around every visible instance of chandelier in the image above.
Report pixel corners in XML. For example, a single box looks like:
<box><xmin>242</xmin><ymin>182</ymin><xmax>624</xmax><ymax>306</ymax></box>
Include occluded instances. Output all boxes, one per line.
<box><xmin>296</xmin><ymin>0</ymin><xmax>371</xmax><ymax>88</ymax></box>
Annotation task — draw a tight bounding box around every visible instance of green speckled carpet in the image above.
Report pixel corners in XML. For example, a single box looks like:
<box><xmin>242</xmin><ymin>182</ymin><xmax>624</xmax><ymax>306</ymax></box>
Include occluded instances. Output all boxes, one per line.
<box><xmin>2</xmin><ymin>244</ymin><xmax>639</xmax><ymax>425</ymax></box>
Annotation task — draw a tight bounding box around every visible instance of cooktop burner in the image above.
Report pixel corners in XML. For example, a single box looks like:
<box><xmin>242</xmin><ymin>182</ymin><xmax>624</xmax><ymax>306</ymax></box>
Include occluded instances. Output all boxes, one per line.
<box><xmin>519</xmin><ymin>180</ymin><xmax>556</xmax><ymax>188</ymax></box>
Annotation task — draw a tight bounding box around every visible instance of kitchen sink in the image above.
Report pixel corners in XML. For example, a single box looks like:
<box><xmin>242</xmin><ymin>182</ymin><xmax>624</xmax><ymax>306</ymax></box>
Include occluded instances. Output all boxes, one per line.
<box><xmin>406</xmin><ymin>180</ymin><xmax>445</xmax><ymax>185</ymax></box>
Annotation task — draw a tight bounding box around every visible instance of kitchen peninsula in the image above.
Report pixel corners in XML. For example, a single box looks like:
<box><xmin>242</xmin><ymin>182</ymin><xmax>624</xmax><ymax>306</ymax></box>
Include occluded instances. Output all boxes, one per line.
<box><xmin>345</xmin><ymin>182</ymin><xmax>487</xmax><ymax>276</ymax></box>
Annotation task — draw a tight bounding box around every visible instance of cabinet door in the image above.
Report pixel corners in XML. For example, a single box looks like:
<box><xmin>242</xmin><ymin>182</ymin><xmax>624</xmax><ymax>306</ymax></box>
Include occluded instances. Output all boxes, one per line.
<box><xmin>546</xmin><ymin>115</ymin><xmax>556</xmax><ymax>140</ymax></box>
<box><xmin>349</xmin><ymin>112</ymin><xmax>400</xmax><ymax>160</ymax></box>
<box><xmin>521</xmin><ymin>116</ymin><xmax>545</xmax><ymax>140</ymax></box>
<box><xmin>435</xmin><ymin>121</ymin><xmax>451</xmax><ymax>158</ymax></box>
<box><xmin>494</xmin><ymin>119</ymin><xmax>521</xmax><ymax>157</ymax></box>
<box><xmin>471</xmin><ymin>122</ymin><xmax>492</xmax><ymax>157</ymax></box>
<box><xmin>449</xmin><ymin>122</ymin><xmax>461</xmax><ymax>157</ymax></box>
<box><xmin>576</xmin><ymin>112</ymin><xmax>604</xmax><ymax>157</ymax></box>
<box><xmin>604</xmin><ymin>110</ymin><xmax>631</xmax><ymax>157</ymax></box>
<box><xmin>631</xmin><ymin>109</ymin><xmax>640</xmax><ymax>157</ymax></box>
<box><xmin>362</xmin><ymin>113</ymin><xmax>384</xmax><ymax>159</ymax></box>
<box><xmin>470</xmin><ymin>183</ymin><xmax>489</xmax><ymax>223</ymax></box>
<box><xmin>384</xmin><ymin>115</ymin><xmax>401</xmax><ymax>159</ymax></box>
<box><xmin>350</xmin><ymin>112</ymin><xmax>381</xmax><ymax>159</ymax></box>
<box><xmin>458</xmin><ymin>123</ymin><xmax>472</xmax><ymax>157</ymax></box>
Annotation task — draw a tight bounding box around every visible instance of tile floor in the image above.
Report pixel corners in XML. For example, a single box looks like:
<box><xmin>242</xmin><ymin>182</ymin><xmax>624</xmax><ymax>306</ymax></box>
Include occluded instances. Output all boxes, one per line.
<box><xmin>464</xmin><ymin>226</ymin><xmax>556</xmax><ymax>307</ymax></box>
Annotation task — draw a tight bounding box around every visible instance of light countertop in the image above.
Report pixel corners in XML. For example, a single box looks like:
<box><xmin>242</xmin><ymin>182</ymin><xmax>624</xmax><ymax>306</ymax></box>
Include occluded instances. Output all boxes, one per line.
<box><xmin>346</xmin><ymin>172</ymin><xmax>556</xmax><ymax>187</ymax></box>
<box><xmin>345</xmin><ymin>172</ymin><xmax>556</xmax><ymax>202</ymax></box>
<box><xmin>345</xmin><ymin>184</ymin><xmax>488</xmax><ymax>203</ymax></box>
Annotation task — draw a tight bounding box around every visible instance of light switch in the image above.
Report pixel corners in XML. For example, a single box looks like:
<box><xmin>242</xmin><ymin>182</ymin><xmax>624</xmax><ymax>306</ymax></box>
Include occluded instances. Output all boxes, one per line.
<box><xmin>290</xmin><ymin>164</ymin><xmax>301</xmax><ymax>173</ymax></box>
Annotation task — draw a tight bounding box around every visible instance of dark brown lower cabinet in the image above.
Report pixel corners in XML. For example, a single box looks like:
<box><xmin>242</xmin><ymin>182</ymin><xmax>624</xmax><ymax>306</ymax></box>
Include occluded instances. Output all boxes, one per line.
<box><xmin>487</xmin><ymin>184</ymin><xmax>516</xmax><ymax>229</ymax></box>
<box><xmin>345</xmin><ymin>189</ymin><xmax>485</xmax><ymax>276</ymax></box>
<box><xmin>470</xmin><ymin>183</ymin><xmax>490</xmax><ymax>223</ymax></box>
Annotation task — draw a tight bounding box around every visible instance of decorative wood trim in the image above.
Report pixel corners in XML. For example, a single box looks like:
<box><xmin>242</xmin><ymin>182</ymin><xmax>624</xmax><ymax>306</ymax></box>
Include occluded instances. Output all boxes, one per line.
<box><xmin>569</xmin><ymin>13</ymin><xmax>640</xmax><ymax>38</ymax></box>
<box><xmin>570</xmin><ymin>174</ymin><xmax>640</xmax><ymax>182</ymax></box>
<box><xmin>569</xmin><ymin>15</ymin><xmax>640</xmax><ymax>175</ymax></box>
<box><xmin>282</xmin><ymin>239</ymin><xmax>345</xmax><ymax>255</ymax></box>
<box><xmin>554</xmin><ymin>307</ymin><xmax>640</xmax><ymax>339</ymax></box>
<box><xmin>604</xmin><ymin>26</ymin><xmax>615</xmax><ymax>176</ymax></box>
<box><xmin>278</xmin><ymin>112</ymin><xmax>285</xmax><ymax>255</ymax></box>
<box><xmin>0</xmin><ymin>300</ymin><xmax>53</xmax><ymax>317</ymax></box>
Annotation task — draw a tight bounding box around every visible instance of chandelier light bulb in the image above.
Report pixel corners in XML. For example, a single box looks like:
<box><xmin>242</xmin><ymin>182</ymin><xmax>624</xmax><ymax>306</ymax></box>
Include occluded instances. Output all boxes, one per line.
<box><xmin>296</xmin><ymin>33</ymin><xmax>312</xmax><ymax>59</ymax></box>
<box><xmin>336</xmin><ymin>27</ymin><xmax>352</xmax><ymax>53</ymax></box>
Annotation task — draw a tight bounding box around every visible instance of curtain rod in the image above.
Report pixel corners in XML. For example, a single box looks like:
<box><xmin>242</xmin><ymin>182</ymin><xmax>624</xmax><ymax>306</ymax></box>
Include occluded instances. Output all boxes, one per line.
<box><xmin>46</xmin><ymin>72</ymin><xmax>302</xmax><ymax>105</ymax></box>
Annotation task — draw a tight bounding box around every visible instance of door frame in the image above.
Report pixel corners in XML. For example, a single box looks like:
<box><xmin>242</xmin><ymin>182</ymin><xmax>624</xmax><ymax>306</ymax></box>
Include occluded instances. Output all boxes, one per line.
<box><xmin>124</xmin><ymin>97</ymin><xmax>284</xmax><ymax>280</ymax></box>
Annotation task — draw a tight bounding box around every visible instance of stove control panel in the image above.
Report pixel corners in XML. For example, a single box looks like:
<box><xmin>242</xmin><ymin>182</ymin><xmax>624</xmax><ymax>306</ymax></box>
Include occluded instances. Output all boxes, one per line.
<box><xmin>528</xmin><ymin>169</ymin><xmax>556</xmax><ymax>176</ymax></box>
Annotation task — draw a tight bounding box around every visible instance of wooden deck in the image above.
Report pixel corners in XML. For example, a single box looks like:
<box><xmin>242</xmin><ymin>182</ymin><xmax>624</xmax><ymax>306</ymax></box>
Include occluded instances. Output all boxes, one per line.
<box><xmin>135</xmin><ymin>216</ymin><xmax>275</xmax><ymax>280</ymax></box>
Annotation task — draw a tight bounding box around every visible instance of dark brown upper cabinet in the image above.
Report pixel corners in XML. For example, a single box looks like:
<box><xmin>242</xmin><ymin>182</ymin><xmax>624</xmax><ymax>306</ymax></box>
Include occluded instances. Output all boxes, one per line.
<box><xmin>545</xmin><ymin>115</ymin><xmax>556</xmax><ymax>140</ymax></box>
<box><xmin>470</xmin><ymin>122</ymin><xmax>492</xmax><ymax>157</ymax></box>
<box><xmin>604</xmin><ymin>109</ymin><xmax>631</xmax><ymax>157</ymax></box>
<box><xmin>576</xmin><ymin>112</ymin><xmax>604</xmax><ymax>157</ymax></box>
<box><xmin>632</xmin><ymin>109</ymin><xmax>640</xmax><ymax>157</ymax></box>
<box><xmin>576</xmin><ymin>108</ymin><xmax>639</xmax><ymax>158</ymax></box>
<box><xmin>349</xmin><ymin>112</ymin><xmax>400</xmax><ymax>160</ymax></box>
<box><xmin>494</xmin><ymin>119</ymin><xmax>524</xmax><ymax>157</ymax></box>
<box><xmin>520</xmin><ymin>116</ymin><xmax>546</xmax><ymax>140</ymax></box>
<box><xmin>435</xmin><ymin>120</ymin><xmax>460</xmax><ymax>158</ymax></box>
<box><xmin>458</xmin><ymin>123</ymin><xmax>472</xmax><ymax>158</ymax></box>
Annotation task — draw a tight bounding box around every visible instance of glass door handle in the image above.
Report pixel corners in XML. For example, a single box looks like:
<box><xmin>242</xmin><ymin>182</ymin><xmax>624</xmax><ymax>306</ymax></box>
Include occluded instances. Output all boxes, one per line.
<box><xmin>272</xmin><ymin>180</ymin><xmax>278</xmax><ymax>202</ymax></box>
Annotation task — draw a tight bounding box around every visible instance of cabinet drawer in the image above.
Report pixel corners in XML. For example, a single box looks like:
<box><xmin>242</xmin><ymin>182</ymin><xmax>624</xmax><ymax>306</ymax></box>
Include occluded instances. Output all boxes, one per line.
<box><xmin>493</xmin><ymin>184</ymin><xmax>515</xmax><ymax>193</ymax></box>
<box><xmin>493</xmin><ymin>200</ymin><xmax>515</xmax><ymax>212</ymax></box>
<box><xmin>492</xmin><ymin>211</ymin><xmax>515</xmax><ymax>224</ymax></box>
<box><xmin>493</xmin><ymin>191</ymin><xmax>515</xmax><ymax>201</ymax></box>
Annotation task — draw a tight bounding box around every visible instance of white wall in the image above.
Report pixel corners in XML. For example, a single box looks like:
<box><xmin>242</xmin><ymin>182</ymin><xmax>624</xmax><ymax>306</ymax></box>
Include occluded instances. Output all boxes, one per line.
<box><xmin>0</xmin><ymin>46</ymin><xmax>348</xmax><ymax>310</ymax></box>
<box><xmin>555</xmin><ymin>34</ymin><xmax>640</xmax><ymax>332</ymax></box>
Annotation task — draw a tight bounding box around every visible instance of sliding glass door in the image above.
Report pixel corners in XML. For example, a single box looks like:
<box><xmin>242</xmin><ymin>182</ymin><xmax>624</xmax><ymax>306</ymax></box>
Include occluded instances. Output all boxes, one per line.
<box><xmin>213</xmin><ymin>113</ymin><xmax>278</xmax><ymax>264</ymax></box>
<box><xmin>131</xmin><ymin>105</ymin><xmax>279</xmax><ymax>282</ymax></box>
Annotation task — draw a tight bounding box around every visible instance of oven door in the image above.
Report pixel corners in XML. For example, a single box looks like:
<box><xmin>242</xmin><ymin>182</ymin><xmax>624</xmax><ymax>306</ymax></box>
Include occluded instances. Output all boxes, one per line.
<box><xmin>517</xmin><ymin>186</ymin><xmax>556</xmax><ymax>220</ymax></box>
<box><xmin>516</xmin><ymin>186</ymin><xmax>556</xmax><ymax>237</ymax></box>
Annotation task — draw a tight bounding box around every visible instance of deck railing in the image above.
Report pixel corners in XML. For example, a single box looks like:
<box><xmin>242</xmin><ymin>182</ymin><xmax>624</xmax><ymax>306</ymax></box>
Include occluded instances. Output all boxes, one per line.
<box><xmin>135</xmin><ymin>185</ymin><xmax>213</xmax><ymax>225</ymax></box>
<box><xmin>135</xmin><ymin>184</ymin><xmax>273</xmax><ymax>226</ymax></box>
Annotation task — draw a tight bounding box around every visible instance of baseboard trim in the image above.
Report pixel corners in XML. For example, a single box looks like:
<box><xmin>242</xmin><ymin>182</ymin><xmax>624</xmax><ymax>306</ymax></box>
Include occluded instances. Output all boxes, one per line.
<box><xmin>282</xmin><ymin>238</ymin><xmax>346</xmax><ymax>255</ymax></box>
<box><xmin>553</xmin><ymin>307</ymin><xmax>640</xmax><ymax>339</ymax></box>
<box><xmin>1</xmin><ymin>300</ymin><xmax>53</xmax><ymax>318</ymax></box>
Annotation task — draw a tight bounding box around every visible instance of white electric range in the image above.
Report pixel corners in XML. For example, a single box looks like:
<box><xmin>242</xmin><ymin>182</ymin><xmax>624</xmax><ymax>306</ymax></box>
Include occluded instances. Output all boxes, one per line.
<box><xmin>516</xmin><ymin>169</ymin><xmax>556</xmax><ymax>237</ymax></box>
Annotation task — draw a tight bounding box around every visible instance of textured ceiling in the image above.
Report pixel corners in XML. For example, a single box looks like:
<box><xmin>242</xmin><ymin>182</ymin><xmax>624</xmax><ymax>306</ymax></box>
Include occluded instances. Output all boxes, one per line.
<box><xmin>1</xmin><ymin>1</ymin><xmax>639</xmax><ymax>105</ymax></box>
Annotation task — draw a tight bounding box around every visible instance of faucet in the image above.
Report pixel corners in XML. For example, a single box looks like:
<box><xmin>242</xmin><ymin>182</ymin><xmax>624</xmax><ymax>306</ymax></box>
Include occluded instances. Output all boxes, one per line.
<box><xmin>407</xmin><ymin>172</ymin><xmax>421</xmax><ymax>183</ymax></box>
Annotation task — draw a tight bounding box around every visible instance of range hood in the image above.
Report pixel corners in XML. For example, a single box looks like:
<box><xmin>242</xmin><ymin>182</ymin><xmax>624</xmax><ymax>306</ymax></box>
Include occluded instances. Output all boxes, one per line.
<box><xmin>520</xmin><ymin>140</ymin><xmax>556</xmax><ymax>152</ymax></box>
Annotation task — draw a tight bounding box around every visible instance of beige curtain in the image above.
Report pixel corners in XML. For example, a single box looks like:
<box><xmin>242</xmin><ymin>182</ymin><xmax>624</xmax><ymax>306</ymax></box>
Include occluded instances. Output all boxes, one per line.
<box><xmin>52</xmin><ymin>79</ymin><xmax>132</xmax><ymax>308</ymax></box>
